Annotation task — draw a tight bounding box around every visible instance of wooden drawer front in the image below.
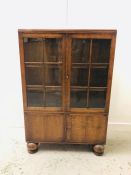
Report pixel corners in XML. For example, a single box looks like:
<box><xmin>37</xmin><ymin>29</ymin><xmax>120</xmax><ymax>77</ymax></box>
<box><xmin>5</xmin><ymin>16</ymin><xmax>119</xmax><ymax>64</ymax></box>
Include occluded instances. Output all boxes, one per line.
<box><xmin>66</xmin><ymin>114</ymin><xmax>107</xmax><ymax>144</ymax></box>
<box><xmin>25</xmin><ymin>112</ymin><xmax>64</xmax><ymax>142</ymax></box>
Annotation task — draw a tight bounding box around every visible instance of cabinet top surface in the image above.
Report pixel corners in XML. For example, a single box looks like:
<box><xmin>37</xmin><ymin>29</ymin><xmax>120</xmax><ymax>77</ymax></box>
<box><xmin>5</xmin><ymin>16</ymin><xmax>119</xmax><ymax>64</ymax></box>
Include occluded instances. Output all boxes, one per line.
<box><xmin>18</xmin><ymin>29</ymin><xmax>117</xmax><ymax>34</ymax></box>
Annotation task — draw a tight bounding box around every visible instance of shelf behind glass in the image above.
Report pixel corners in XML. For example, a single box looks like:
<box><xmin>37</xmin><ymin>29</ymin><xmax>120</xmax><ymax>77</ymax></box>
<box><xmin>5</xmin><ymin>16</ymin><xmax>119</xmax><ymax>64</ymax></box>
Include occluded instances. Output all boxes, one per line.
<box><xmin>72</xmin><ymin>39</ymin><xmax>90</xmax><ymax>63</ymax></box>
<box><xmin>88</xmin><ymin>89</ymin><xmax>106</xmax><ymax>108</ymax></box>
<box><xmin>91</xmin><ymin>39</ymin><xmax>111</xmax><ymax>63</ymax></box>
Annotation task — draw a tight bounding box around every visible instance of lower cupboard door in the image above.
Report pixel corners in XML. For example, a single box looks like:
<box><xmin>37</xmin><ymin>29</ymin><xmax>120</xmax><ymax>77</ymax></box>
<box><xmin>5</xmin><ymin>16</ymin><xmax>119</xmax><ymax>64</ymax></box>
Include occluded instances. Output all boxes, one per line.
<box><xmin>25</xmin><ymin>113</ymin><xmax>64</xmax><ymax>142</ymax></box>
<box><xmin>66</xmin><ymin>114</ymin><xmax>107</xmax><ymax>144</ymax></box>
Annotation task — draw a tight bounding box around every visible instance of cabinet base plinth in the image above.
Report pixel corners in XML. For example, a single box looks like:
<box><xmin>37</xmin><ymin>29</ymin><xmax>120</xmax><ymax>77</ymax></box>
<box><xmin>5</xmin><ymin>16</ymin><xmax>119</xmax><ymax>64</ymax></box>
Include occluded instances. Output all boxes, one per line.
<box><xmin>26</xmin><ymin>142</ymin><xmax>105</xmax><ymax>155</ymax></box>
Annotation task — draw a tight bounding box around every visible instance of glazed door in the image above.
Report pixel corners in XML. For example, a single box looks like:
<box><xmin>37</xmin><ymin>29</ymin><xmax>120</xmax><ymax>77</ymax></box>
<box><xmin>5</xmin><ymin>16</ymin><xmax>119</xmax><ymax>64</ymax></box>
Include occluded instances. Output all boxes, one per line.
<box><xmin>67</xmin><ymin>34</ymin><xmax>111</xmax><ymax>111</ymax></box>
<box><xmin>66</xmin><ymin>34</ymin><xmax>111</xmax><ymax>143</ymax></box>
<box><xmin>65</xmin><ymin>34</ymin><xmax>111</xmax><ymax>142</ymax></box>
<box><xmin>23</xmin><ymin>34</ymin><xmax>65</xmax><ymax>111</ymax></box>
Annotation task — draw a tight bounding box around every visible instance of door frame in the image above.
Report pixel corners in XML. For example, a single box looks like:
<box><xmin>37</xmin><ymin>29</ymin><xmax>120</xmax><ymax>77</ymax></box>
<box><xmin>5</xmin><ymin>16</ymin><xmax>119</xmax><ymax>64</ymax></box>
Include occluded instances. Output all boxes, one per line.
<box><xmin>19</xmin><ymin>32</ymin><xmax>66</xmax><ymax>112</ymax></box>
<box><xmin>65</xmin><ymin>32</ymin><xmax>116</xmax><ymax>114</ymax></box>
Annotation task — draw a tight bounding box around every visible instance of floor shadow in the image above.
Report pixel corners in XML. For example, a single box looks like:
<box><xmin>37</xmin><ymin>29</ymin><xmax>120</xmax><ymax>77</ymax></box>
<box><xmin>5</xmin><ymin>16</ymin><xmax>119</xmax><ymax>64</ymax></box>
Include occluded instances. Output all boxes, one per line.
<box><xmin>39</xmin><ymin>143</ymin><xmax>92</xmax><ymax>153</ymax></box>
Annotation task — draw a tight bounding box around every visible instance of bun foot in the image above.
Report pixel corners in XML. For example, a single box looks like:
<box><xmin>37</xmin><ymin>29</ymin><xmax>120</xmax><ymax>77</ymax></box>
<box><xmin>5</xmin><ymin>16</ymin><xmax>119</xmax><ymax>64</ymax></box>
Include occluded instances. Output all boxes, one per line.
<box><xmin>93</xmin><ymin>144</ymin><xmax>104</xmax><ymax>156</ymax></box>
<box><xmin>27</xmin><ymin>142</ymin><xmax>39</xmax><ymax>154</ymax></box>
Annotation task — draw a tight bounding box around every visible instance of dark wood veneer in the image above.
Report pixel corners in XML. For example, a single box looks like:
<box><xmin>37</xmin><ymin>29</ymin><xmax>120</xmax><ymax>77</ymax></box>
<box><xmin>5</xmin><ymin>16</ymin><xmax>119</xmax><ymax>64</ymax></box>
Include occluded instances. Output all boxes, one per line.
<box><xmin>18</xmin><ymin>29</ymin><xmax>116</xmax><ymax>155</ymax></box>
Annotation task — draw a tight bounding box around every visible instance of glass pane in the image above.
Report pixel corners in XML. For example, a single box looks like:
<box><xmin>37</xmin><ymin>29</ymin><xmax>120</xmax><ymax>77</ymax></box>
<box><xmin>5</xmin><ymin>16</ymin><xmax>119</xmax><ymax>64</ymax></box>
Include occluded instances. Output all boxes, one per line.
<box><xmin>24</xmin><ymin>38</ymin><xmax>43</xmax><ymax>62</ymax></box>
<box><xmin>71</xmin><ymin>66</ymin><xmax>89</xmax><ymax>86</ymax></box>
<box><xmin>90</xmin><ymin>67</ymin><xmax>108</xmax><ymax>87</ymax></box>
<box><xmin>71</xmin><ymin>89</ymin><xmax>87</xmax><ymax>107</ymax></box>
<box><xmin>25</xmin><ymin>66</ymin><xmax>43</xmax><ymax>85</ymax></box>
<box><xmin>45</xmin><ymin>65</ymin><xmax>61</xmax><ymax>86</ymax></box>
<box><xmin>44</xmin><ymin>38</ymin><xmax>62</xmax><ymax>62</ymax></box>
<box><xmin>91</xmin><ymin>39</ymin><xmax>111</xmax><ymax>63</ymax></box>
<box><xmin>72</xmin><ymin>39</ymin><xmax>90</xmax><ymax>63</ymax></box>
<box><xmin>88</xmin><ymin>90</ymin><xmax>106</xmax><ymax>108</ymax></box>
<box><xmin>45</xmin><ymin>88</ymin><xmax>62</xmax><ymax>107</ymax></box>
<box><xmin>27</xmin><ymin>89</ymin><xmax>44</xmax><ymax>107</ymax></box>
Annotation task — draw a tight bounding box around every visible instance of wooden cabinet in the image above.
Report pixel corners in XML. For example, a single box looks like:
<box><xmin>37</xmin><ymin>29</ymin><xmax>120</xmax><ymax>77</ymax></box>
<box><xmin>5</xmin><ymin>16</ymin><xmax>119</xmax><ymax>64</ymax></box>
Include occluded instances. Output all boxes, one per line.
<box><xmin>18</xmin><ymin>29</ymin><xmax>116</xmax><ymax>155</ymax></box>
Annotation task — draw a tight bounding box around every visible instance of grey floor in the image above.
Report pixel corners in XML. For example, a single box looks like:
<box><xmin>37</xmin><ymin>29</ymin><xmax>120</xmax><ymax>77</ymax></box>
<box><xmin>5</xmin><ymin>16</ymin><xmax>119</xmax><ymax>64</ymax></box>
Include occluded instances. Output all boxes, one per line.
<box><xmin>0</xmin><ymin>124</ymin><xmax>131</xmax><ymax>175</ymax></box>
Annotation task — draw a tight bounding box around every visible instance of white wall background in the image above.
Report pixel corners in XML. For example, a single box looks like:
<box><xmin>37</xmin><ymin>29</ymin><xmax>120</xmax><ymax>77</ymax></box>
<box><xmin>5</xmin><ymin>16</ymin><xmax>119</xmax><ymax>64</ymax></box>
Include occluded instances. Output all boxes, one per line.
<box><xmin>0</xmin><ymin>0</ymin><xmax>131</xmax><ymax>127</ymax></box>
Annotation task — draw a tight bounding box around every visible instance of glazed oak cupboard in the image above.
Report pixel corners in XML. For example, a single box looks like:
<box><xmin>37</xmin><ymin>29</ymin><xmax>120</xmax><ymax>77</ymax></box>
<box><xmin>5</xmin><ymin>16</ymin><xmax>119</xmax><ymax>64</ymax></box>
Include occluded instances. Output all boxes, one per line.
<box><xmin>18</xmin><ymin>29</ymin><xmax>116</xmax><ymax>155</ymax></box>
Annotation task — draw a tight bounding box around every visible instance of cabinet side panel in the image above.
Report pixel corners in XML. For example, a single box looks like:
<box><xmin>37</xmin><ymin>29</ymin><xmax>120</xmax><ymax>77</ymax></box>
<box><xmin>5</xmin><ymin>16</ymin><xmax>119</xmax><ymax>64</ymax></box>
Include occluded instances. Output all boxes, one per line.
<box><xmin>18</xmin><ymin>32</ymin><xmax>27</xmax><ymax>108</ymax></box>
<box><xmin>105</xmin><ymin>34</ymin><xmax>117</xmax><ymax>113</ymax></box>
